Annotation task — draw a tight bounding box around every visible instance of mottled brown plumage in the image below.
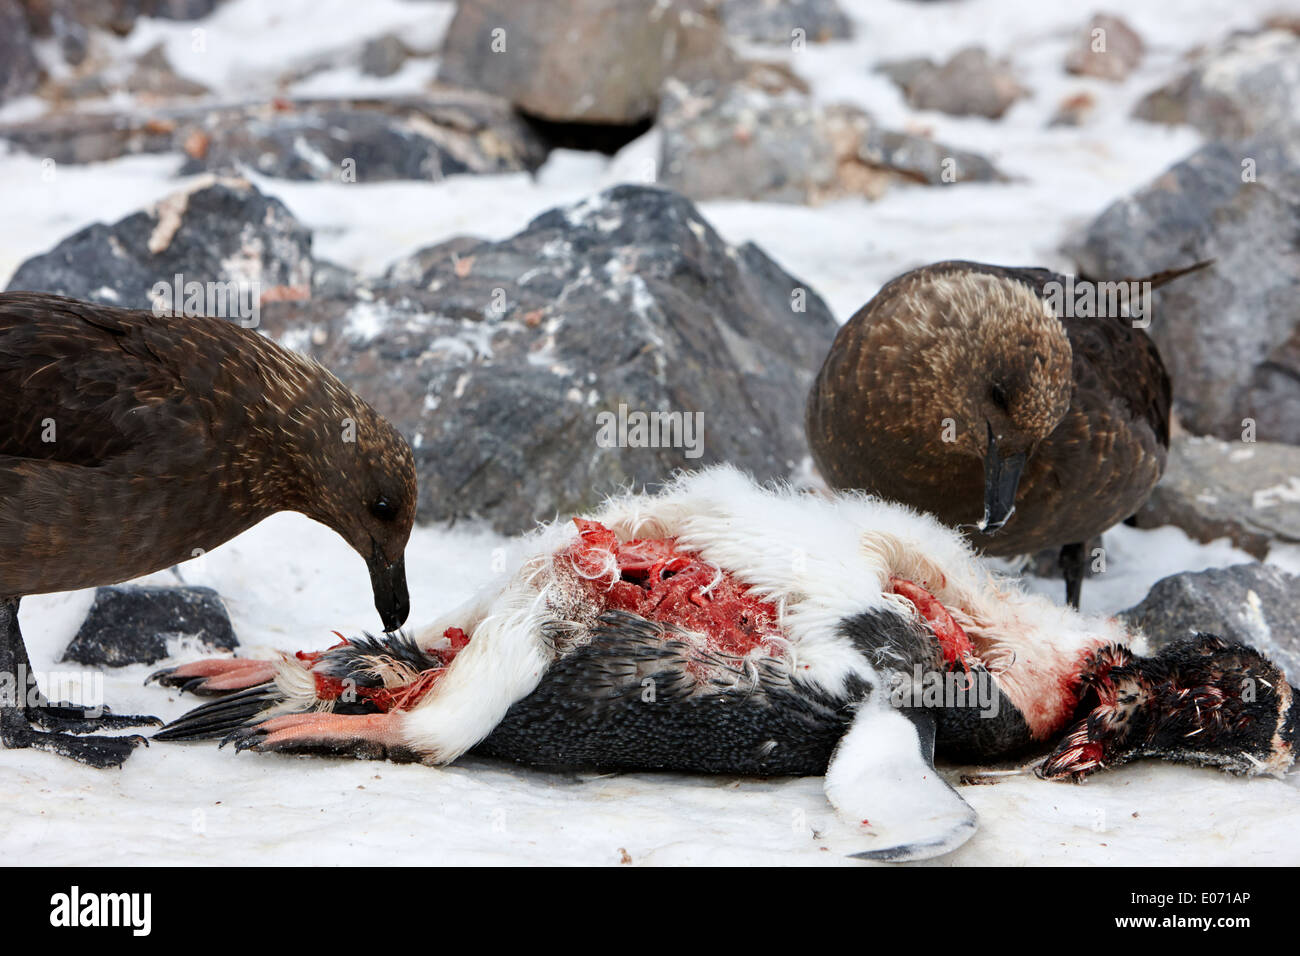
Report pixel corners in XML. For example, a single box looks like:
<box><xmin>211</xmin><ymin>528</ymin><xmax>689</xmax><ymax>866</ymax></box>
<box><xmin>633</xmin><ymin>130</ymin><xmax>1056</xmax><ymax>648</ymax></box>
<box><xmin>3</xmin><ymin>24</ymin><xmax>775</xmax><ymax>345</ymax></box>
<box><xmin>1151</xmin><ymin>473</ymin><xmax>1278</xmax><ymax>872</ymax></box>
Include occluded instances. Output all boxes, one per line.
<box><xmin>807</xmin><ymin>260</ymin><xmax>1204</xmax><ymax>606</ymax></box>
<box><xmin>0</xmin><ymin>291</ymin><xmax>416</xmax><ymax>766</ymax></box>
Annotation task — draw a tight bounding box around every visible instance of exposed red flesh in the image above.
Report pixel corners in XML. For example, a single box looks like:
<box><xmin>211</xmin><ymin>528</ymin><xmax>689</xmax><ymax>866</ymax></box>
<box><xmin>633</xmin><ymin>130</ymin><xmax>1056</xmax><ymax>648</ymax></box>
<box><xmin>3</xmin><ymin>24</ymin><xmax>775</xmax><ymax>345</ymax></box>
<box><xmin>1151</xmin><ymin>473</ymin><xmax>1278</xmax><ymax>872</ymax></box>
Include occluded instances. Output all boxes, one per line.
<box><xmin>308</xmin><ymin>626</ymin><xmax>470</xmax><ymax>712</ymax></box>
<box><xmin>889</xmin><ymin>577</ymin><xmax>974</xmax><ymax>671</ymax></box>
<box><xmin>561</xmin><ymin>518</ymin><xmax>784</xmax><ymax>659</ymax></box>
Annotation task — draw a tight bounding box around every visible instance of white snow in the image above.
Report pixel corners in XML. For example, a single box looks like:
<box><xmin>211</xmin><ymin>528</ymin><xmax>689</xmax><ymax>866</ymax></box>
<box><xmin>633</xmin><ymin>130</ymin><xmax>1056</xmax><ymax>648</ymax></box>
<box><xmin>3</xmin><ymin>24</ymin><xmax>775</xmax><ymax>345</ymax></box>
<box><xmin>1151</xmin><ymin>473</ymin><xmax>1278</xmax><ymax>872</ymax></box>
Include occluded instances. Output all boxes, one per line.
<box><xmin>2</xmin><ymin>0</ymin><xmax>1298</xmax><ymax>866</ymax></box>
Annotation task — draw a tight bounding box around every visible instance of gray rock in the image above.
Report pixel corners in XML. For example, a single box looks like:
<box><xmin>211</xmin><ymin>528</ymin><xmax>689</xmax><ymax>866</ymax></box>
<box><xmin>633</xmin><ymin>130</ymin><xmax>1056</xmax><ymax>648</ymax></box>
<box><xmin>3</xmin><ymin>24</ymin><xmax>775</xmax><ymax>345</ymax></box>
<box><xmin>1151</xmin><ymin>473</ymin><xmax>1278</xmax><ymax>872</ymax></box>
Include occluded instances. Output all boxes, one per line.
<box><xmin>1064</xmin><ymin>13</ymin><xmax>1143</xmax><ymax>81</ymax></box>
<box><xmin>0</xmin><ymin>91</ymin><xmax>549</xmax><ymax>178</ymax></box>
<box><xmin>739</xmin><ymin>58</ymin><xmax>811</xmax><ymax>96</ymax></box>
<box><xmin>179</xmin><ymin>93</ymin><xmax>549</xmax><ymax>182</ymax></box>
<box><xmin>858</xmin><ymin>127</ymin><xmax>1007</xmax><ymax>186</ymax></box>
<box><xmin>259</xmin><ymin>185</ymin><xmax>839</xmax><ymax>533</ymax></box>
<box><xmin>1071</xmin><ymin>136</ymin><xmax>1300</xmax><ymax>441</ymax></box>
<box><xmin>717</xmin><ymin>0</ymin><xmax>851</xmax><ymax>44</ymax></box>
<box><xmin>311</xmin><ymin>258</ymin><xmax>360</xmax><ymax>299</ymax></box>
<box><xmin>6</xmin><ymin>175</ymin><xmax>314</xmax><ymax>311</ymax></box>
<box><xmin>658</xmin><ymin>80</ymin><xmax>838</xmax><ymax>203</ymax></box>
<box><xmin>1133</xmin><ymin>436</ymin><xmax>1300</xmax><ymax>559</ymax></box>
<box><xmin>437</xmin><ymin>0</ymin><xmax>738</xmax><ymax>123</ymax></box>
<box><xmin>658</xmin><ymin>79</ymin><xmax>1006</xmax><ymax>204</ymax></box>
<box><xmin>903</xmin><ymin>47</ymin><xmax>1025</xmax><ymax>119</ymax></box>
<box><xmin>383</xmin><ymin>235</ymin><xmax>484</xmax><ymax>285</ymax></box>
<box><xmin>1135</xmin><ymin>30</ymin><xmax>1300</xmax><ymax>140</ymax></box>
<box><xmin>0</xmin><ymin>110</ymin><xmax>182</xmax><ymax>164</ymax></box>
<box><xmin>62</xmin><ymin>585</ymin><xmax>238</xmax><ymax>667</ymax></box>
<box><xmin>360</xmin><ymin>34</ymin><xmax>409</xmax><ymax>78</ymax></box>
<box><xmin>1</xmin><ymin>0</ymin><xmax>42</xmax><ymax>103</ymax></box>
<box><xmin>1248</xmin><ymin>324</ymin><xmax>1300</xmax><ymax>442</ymax></box>
<box><xmin>874</xmin><ymin>56</ymin><xmax>934</xmax><ymax>91</ymax></box>
<box><xmin>1118</xmin><ymin>564</ymin><xmax>1300</xmax><ymax>683</ymax></box>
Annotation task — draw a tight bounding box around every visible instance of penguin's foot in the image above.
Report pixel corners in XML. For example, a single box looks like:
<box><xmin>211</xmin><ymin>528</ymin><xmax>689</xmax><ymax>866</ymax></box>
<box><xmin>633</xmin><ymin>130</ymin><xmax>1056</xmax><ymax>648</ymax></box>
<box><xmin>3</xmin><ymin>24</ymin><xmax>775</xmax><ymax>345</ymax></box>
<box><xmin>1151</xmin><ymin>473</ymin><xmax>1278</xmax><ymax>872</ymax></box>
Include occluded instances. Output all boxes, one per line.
<box><xmin>1</xmin><ymin>709</ymin><xmax>148</xmax><ymax>768</ymax></box>
<box><xmin>152</xmin><ymin>683</ymin><xmax>280</xmax><ymax>741</ymax></box>
<box><xmin>221</xmin><ymin>712</ymin><xmax>418</xmax><ymax>762</ymax></box>
<box><xmin>152</xmin><ymin>634</ymin><xmax>462</xmax><ymax>750</ymax></box>
<box><xmin>147</xmin><ymin>658</ymin><xmax>278</xmax><ymax>695</ymax></box>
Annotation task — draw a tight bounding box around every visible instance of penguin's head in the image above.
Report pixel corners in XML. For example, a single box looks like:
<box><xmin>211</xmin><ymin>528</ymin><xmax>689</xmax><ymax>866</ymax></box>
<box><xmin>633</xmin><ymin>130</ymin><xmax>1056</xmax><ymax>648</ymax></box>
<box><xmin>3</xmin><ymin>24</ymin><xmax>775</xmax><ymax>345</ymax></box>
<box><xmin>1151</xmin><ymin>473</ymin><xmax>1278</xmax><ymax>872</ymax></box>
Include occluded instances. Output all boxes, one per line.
<box><xmin>1039</xmin><ymin>634</ymin><xmax>1298</xmax><ymax>780</ymax></box>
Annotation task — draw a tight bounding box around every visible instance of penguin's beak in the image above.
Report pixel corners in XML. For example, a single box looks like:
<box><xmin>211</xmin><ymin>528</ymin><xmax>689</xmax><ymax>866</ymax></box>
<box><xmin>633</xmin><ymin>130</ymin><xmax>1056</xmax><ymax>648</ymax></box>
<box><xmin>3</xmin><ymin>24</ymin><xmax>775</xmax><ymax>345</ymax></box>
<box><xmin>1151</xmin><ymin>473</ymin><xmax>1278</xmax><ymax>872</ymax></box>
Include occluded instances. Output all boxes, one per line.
<box><xmin>368</xmin><ymin>547</ymin><xmax>410</xmax><ymax>632</ymax></box>
<box><xmin>980</xmin><ymin>426</ymin><xmax>1026</xmax><ymax>534</ymax></box>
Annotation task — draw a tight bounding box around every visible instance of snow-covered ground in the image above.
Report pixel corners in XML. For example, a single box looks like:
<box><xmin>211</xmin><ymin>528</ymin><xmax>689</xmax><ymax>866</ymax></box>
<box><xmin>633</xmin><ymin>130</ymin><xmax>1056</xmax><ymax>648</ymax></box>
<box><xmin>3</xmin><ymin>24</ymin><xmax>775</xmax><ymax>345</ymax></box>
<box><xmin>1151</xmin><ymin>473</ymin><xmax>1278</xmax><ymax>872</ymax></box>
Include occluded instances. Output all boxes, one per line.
<box><xmin>2</xmin><ymin>0</ymin><xmax>1298</xmax><ymax>866</ymax></box>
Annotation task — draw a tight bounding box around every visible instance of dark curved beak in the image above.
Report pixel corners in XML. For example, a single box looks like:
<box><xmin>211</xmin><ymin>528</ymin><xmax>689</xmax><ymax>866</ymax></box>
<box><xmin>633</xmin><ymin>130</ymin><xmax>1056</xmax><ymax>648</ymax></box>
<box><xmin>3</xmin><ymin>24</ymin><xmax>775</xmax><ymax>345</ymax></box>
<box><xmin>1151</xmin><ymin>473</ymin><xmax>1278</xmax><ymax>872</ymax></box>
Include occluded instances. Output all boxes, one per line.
<box><xmin>980</xmin><ymin>427</ymin><xmax>1026</xmax><ymax>534</ymax></box>
<box><xmin>368</xmin><ymin>548</ymin><xmax>409</xmax><ymax>632</ymax></box>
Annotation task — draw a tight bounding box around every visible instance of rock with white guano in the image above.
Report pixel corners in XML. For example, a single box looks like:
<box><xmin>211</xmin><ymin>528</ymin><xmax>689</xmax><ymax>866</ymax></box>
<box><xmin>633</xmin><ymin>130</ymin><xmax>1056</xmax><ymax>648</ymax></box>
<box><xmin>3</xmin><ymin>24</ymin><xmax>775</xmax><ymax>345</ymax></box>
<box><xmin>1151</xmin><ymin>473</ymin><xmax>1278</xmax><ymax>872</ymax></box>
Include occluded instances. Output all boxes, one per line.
<box><xmin>1135</xmin><ymin>30</ymin><xmax>1300</xmax><ymax>140</ymax></box>
<box><xmin>1133</xmin><ymin>436</ymin><xmax>1300</xmax><ymax>559</ymax></box>
<box><xmin>1119</xmin><ymin>564</ymin><xmax>1300</xmax><ymax>686</ymax></box>
<box><xmin>257</xmin><ymin>185</ymin><xmax>839</xmax><ymax>532</ymax></box>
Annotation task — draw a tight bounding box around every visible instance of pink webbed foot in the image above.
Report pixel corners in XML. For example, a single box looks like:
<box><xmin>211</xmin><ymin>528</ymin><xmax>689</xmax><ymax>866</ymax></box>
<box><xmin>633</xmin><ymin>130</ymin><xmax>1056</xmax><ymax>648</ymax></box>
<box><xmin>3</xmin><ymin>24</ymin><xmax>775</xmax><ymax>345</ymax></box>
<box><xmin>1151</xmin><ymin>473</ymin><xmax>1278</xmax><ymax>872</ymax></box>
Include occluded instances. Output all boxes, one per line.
<box><xmin>147</xmin><ymin>658</ymin><xmax>278</xmax><ymax>696</ymax></box>
<box><xmin>222</xmin><ymin>712</ymin><xmax>419</xmax><ymax>762</ymax></box>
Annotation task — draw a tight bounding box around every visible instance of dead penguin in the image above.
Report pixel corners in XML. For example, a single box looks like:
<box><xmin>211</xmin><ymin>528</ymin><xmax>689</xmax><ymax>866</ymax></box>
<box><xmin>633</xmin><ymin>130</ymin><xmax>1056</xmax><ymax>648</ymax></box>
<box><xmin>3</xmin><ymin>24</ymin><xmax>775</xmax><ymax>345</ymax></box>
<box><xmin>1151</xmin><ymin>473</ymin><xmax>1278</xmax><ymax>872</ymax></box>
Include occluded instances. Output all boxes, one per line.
<box><xmin>151</xmin><ymin>466</ymin><xmax>1295</xmax><ymax>861</ymax></box>
<box><xmin>806</xmin><ymin>259</ymin><xmax>1210</xmax><ymax>607</ymax></box>
<box><xmin>0</xmin><ymin>291</ymin><xmax>417</xmax><ymax>767</ymax></box>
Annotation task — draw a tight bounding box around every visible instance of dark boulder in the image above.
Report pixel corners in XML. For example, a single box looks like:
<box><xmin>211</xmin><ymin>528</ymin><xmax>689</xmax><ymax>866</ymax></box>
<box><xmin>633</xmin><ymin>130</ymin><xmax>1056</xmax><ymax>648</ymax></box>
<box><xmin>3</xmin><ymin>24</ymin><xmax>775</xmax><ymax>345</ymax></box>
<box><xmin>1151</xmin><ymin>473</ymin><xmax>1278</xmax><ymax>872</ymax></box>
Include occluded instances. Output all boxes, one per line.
<box><xmin>1119</xmin><ymin>564</ymin><xmax>1300</xmax><ymax>685</ymax></box>
<box><xmin>178</xmin><ymin>92</ymin><xmax>548</xmax><ymax>182</ymax></box>
<box><xmin>1134</xmin><ymin>30</ymin><xmax>1300</xmax><ymax>141</ymax></box>
<box><xmin>261</xmin><ymin>185</ymin><xmax>839</xmax><ymax>533</ymax></box>
<box><xmin>0</xmin><ymin>110</ymin><xmax>180</xmax><ymax>165</ymax></box>
<box><xmin>658</xmin><ymin>79</ymin><xmax>1006</xmax><ymax>204</ymax></box>
<box><xmin>1064</xmin><ymin>13</ymin><xmax>1143</xmax><ymax>82</ymax></box>
<box><xmin>892</xmin><ymin>47</ymin><xmax>1026</xmax><ymax>120</ymax></box>
<box><xmin>438</xmin><ymin>0</ymin><xmax>737</xmax><ymax>123</ymax></box>
<box><xmin>62</xmin><ymin>585</ymin><xmax>238</xmax><ymax>667</ymax></box>
<box><xmin>0</xmin><ymin>92</ymin><xmax>549</xmax><ymax>179</ymax></box>
<box><xmin>6</xmin><ymin>175</ymin><xmax>314</xmax><ymax>312</ymax></box>
<box><xmin>1071</xmin><ymin>136</ymin><xmax>1300</xmax><ymax>442</ymax></box>
<box><xmin>360</xmin><ymin>34</ymin><xmax>410</xmax><ymax>78</ymax></box>
<box><xmin>1133</xmin><ymin>435</ymin><xmax>1300</xmax><ymax>559</ymax></box>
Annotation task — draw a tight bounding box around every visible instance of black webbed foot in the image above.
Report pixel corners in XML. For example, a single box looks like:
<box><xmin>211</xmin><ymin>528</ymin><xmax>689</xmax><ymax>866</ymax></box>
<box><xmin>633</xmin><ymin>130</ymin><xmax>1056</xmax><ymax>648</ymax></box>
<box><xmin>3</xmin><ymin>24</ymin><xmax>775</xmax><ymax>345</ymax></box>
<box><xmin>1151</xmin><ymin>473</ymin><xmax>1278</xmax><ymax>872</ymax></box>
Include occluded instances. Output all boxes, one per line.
<box><xmin>153</xmin><ymin>683</ymin><xmax>278</xmax><ymax>741</ymax></box>
<box><xmin>2</xmin><ymin>713</ymin><xmax>148</xmax><ymax>769</ymax></box>
<box><xmin>27</xmin><ymin>702</ymin><xmax>163</xmax><ymax>734</ymax></box>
